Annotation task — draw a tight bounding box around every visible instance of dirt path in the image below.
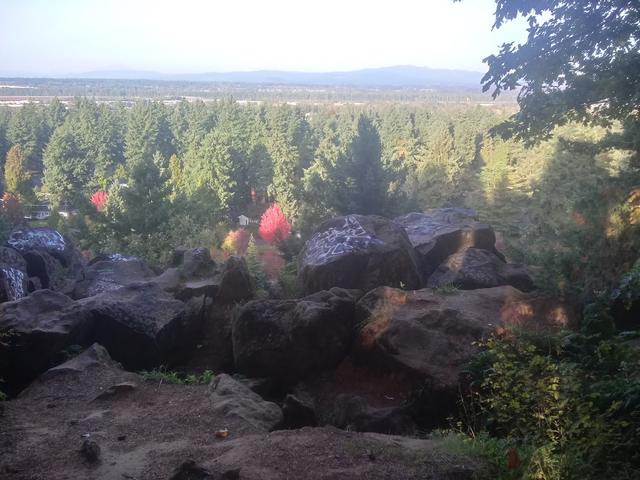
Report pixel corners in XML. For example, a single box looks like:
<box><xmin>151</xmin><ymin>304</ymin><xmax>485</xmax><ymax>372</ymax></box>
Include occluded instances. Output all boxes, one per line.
<box><xmin>0</xmin><ymin>351</ymin><xmax>482</xmax><ymax>480</ymax></box>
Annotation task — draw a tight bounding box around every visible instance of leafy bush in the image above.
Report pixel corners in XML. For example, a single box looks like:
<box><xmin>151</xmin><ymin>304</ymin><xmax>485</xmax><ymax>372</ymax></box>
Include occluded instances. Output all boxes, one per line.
<box><xmin>90</xmin><ymin>190</ymin><xmax>108</xmax><ymax>211</ymax></box>
<box><xmin>259</xmin><ymin>203</ymin><xmax>291</xmax><ymax>244</ymax></box>
<box><xmin>612</xmin><ymin>259</ymin><xmax>640</xmax><ymax>311</ymax></box>
<box><xmin>434</xmin><ymin>430</ymin><xmax>535</xmax><ymax>480</ymax></box>
<box><xmin>458</xmin><ymin>315</ymin><xmax>640</xmax><ymax>480</ymax></box>
<box><xmin>278</xmin><ymin>257</ymin><xmax>302</xmax><ymax>298</ymax></box>
<box><xmin>221</xmin><ymin>228</ymin><xmax>250</xmax><ymax>255</ymax></box>
<box><xmin>140</xmin><ymin>368</ymin><xmax>214</xmax><ymax>385</ymax></box>
<box><xmin>245</xmin><ymin>234</ymin><xmax>268</xmax><ymax>297</ymax></box>
<box><xmin>0</xmin><ymin>210</ymin><xmax>9</xmax><ymax>244</ymax></box>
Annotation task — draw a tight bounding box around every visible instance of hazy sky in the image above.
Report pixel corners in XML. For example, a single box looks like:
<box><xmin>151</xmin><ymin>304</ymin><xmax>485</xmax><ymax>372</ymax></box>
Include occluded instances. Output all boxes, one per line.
<box><xmin>0</xmin><ymin>0</ymin><xmax>528</xmax><ymax>75</ymax></box>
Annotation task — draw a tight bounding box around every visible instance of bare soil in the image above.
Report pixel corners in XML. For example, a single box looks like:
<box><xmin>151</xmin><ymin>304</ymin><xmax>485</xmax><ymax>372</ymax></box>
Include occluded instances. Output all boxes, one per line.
<box><xmin>0</xmin><ymin>359</ymin><xmax>482</xmax><ymax>480</ymax></box>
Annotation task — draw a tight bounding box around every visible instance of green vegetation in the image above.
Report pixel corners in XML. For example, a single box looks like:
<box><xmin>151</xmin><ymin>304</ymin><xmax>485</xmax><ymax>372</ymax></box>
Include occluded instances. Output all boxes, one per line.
<box><xmin>476</xmin><ymin>0</ymin><xmax>640</xmax><ymax>145</ymax></box>
<box><xmin>0</xmin><ymin>98</ymin><xmax>637</xmax><ymax>299</ymax></box>
<box><xmin>448</xmin><ymin>291</ymin><xmax>640</xmax><ymax>479</ymax></box>
<box><xmin>434</xmin><ymin>430</ymin><xmax>536</xmax><ymax>480</ymax></box>
<box><xmin>432</xmin><ymin>282</ymin><xmax>460</xmax><ymax>296</ymax></box>
<box><xmin>140</xmin><ymin>367</ymin><xmax>214</xmax><ymax>385</ymax></box>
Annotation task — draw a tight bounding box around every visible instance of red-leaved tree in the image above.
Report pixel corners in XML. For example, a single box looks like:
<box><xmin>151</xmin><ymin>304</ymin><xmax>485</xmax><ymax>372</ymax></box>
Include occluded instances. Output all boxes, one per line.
<box><xmin>90</xmin><ymin>191</ymin><xmax>108</xmax><ymax>212</ymax></box>
<box><xmin>259</xmin><ymin>204</ymin><xmax>291</xmax><ymax>244</ymax></box>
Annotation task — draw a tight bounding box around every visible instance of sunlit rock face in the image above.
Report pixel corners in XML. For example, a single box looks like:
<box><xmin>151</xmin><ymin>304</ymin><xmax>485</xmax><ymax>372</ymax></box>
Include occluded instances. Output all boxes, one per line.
<box><xmin>427</xmin><ymin>247</ymin><xmax>534</xmax><ymax>291</ymax></box>
<box><xmin>394</xmin><ymin>208</ymin><xmax>502</xmax><ymax>279</ymax></box>
<box><xmin>354</xmin><ymin>285</ymin><xmax>576</xmax><ymax>394</ymax></box>
<box><xmin>298</xmin><ymin>215</ymin><xmax>422</xmax><ymax>294</ymax></box>
<box><xmin>6</xmin><ymin>227</ymin><xmax>71</xmax><ymax>265</ymax></box>
<box><xmin>72</xmin><ymin>254</ymin><xmax>155</xmax><ymax>299</ymax></box>
<box><xmin>5</xmin><ymin>227</ymin><xmax>86</xmax><ymax>296</ymax></box>
<box><xmin>0</xmin><ymin>246</ymin><xmax>28</xmax><ymax>302</ymax></box>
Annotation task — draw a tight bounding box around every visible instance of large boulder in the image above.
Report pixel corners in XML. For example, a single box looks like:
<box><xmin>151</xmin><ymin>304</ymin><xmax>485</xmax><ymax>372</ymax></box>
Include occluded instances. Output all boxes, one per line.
<box><xmin>216</xmin><ymin>256</ymin><xmax>253</xmax><ymax>304</ymax></box>
<box><xmin>427</xmin><ymin>247</ymin><xmax>534</xmax><ymax>291</ymax></box>
<box><xmin>72</xmin><ymin>254</ymin><xmax>155</xmax><ymax>299</ymax></box>
<box><xmin>355</xmin><ymin>286</ymin><xmax>575</xmax><ymax>393</ymax></box>
<box><xmin>208</xmin><ymin>374</ymin><xmax>283</xmax><ymax>433</ymax></box>
<box><xmin>394</xmin><ymin>209</ymin><xmax>502</xmax><ymax>279</ymax></box>
<box><xmin>79</xmin><ymin>282</ymin><xmax>197</xmax><ymax>370</ymax></box>
<box><xmin>180</xmin><ymin>247</ymin><xmax>216</xmax><ymax>278</ymax></box>
<box><xmin>22</xmin><ymin>250</ymin><xmax>74</xmax><ymax>293</ymax></box>
<box><xmin>0</xmin><ymin>289</ymin><xmax>90</xmax><ymax>385</ymax></box>
<box><xmin>153</xmin><ymin>248</ymin><xmax>220</xmax><ymax>302</ymax></box>
<box><xmin>298</xmin><ymin>215</ymin><xmax>421</xmax><ymax>294</ymax></box>
<box><xmin>232</xmin><ymin>288</ymin><xmax>359</xmax><ymax>382</ymax></box>
<box><xmin>5</xmin><ymin>227</ymin><xmax>86</xmax><ymax>296</ymax></box>
<box><xmin>6</xmin><ymin>227</ymin><xmax>75</xmax><ymax>267</ymax></box>
<box><xmin>0</xmin><ymin>247</ymin><xmax>28</xmax><ymax>302</ymax></box>
<box><xmin>330</xmin><ymin>394</ymin><xmax>416</xmax><ymax>435</ymax></box>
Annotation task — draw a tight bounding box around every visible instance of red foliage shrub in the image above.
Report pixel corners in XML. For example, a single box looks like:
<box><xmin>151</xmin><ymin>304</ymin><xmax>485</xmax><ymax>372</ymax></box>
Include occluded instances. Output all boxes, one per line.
<box><xmin>259</xmin><ymin>204</ymin><xmax>291</xmax><ymax>244</ymax></box>
<box><xmin>1</xmin><ymin>193</ymin><xmax>24</xmax><ymax>225</ymax></box>
<box><xmin>90</xmin><ymin>191</ymin><xmax>108</xmax><ymax>212</ymax></box>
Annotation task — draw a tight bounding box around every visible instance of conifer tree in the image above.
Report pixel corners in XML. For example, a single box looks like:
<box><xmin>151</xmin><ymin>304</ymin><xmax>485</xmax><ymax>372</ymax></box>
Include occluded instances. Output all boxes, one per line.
<box><xmin>4</xmin><ymin>145</ymin><xmax>32</xmax><ymax>199</ymax></box>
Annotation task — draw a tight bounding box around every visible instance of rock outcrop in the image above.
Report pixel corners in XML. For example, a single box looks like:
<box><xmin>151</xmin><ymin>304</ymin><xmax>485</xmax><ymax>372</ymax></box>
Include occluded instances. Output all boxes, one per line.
<box><xmin>298</xmin><ymin>215</ymin><xmax>421</xmax><ymax>294</ymax></box>
<box><xmin>4</xmin><ymin>227</ymin><xmax>86</xmax><ymax>297</ymax></box>
<box><xmin>0</xmin><ymin>281</ymin><xmax>202</xmax><ymax>384</ymax></box>
<box><xmin>208</xmin><ymin>374</ymin><xmax>283</xmax><ymax>433</ymax></box>
<box><xmin>394</xmin><ymin>209</ymin><xmax>502</xmax><ymax>279</ymax></box>
<box><xmin>355</xmin><ymin>286</ymin><xmax>575</xmax><ymax>394</ymax></box>
<box><xmin>232</xmin><ymin>288</ymin><xmax>359</xmax><ymax>382</ymax></box>
<box><xmin>79</xmin><ymin>282</ymin><xmax>197</xmax><ymax>370</ymax></box>
<box><xmin>6</xmin><ymin>227</ymin><xmax>75</xmax><ymax>267</ymax></box>
<box><xmin>0</xmin><ymin>289</ymin><xmax>91</xmax><ymax>384</ymax></box>
<box><xmin>216</xmin><ymin>256</ymin><xmax>253</xmax><ymax>304</ymax></box>
<box><xmin>330</xmin><ymin>394</ymin><xmax>416</xmax><ymax>435</ymax></box>
<box><xmin>72</xmin><ymin>254</ymin><xmax>155</xmax><ymax>299</ymax></box>
<box><xmin>0</xmin><ymin>246</ymin><xmax>28</xmax><ymax>302</ymax></box>
<box><xmin>427</xmin><ymin>247</ymin><xmax>534</xmax><ymax>291</ymax></box>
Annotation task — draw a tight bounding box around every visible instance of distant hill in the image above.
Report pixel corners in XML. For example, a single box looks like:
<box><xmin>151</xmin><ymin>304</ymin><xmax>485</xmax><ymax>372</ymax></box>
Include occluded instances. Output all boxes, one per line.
<box><xmin>71</xmin><ymin>65</ymin><xmax>483</xmax><ymax>88</ymax></box>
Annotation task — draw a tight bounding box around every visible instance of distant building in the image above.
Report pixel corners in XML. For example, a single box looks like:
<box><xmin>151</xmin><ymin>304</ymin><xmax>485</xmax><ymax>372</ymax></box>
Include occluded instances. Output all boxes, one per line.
<box><xmin>24</xmin><ymin>204</ymin><xmax>51</xmax><ymax>221</ymax></box>
<box><xmin>238</xmin><ymin>214</ymin><xmax>259</xmax><ymax>226</ymax></box>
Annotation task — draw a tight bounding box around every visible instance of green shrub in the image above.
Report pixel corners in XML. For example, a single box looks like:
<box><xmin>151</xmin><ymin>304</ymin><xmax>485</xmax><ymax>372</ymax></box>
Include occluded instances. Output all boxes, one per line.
<box><xmin>458</xmin><ymin>322</ymin><xmax>640</xmax><ymax>480</ymax></box>
<box><xmin>278</xmin><ymin>257</ymin><xmax>302</xmax><ymax>299</ymax></box>
<box><xmin>434</xmin><ymin>430</ymin><xmax>535</xmax><ymax>480</ymax></box>
<box><xmin>140</xmin><ymin>368</ymin><xmax>214</xmax><ymax>385</ymax></box>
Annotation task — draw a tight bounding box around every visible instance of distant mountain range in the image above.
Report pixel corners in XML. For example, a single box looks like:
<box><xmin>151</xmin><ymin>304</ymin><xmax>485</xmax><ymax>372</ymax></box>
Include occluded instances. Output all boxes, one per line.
<box><xmin>61</xmin><ymin>65</ymin><xmax>483</xmax><ymax>88</ymax></box>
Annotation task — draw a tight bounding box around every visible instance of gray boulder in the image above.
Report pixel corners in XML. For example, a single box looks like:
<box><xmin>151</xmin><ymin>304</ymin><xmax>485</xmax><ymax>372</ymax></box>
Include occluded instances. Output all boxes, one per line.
<box><xmin>216</xmin><ymin>256</ymin><xmax>253</xmax><ymax>304</ymax></box>
<box><xmin>0</xmin><ymin>247</ymin><xmax>28</xmax><ymax>302</ymax></box>
<box><xmin>0</xmin><ymin>289</ymin><xmax>90</xmax><ymax>384</ymax></box>
<box><xmin>5</xmin><ymin>227</ymin><xmax>86</xmax><ymax>296</ymax></box>
<box><xmin>331</xmin><ymin>394</ymin><xmax>416</xmax><ymax>435</ymax></box>
<box><xmin>6</xmin><ymin>227</ymin><xmax>75</xmax><ymax>267</ymax></box>
<box><xmin>232</xmin><ymin>288</ymin><xmax>358</xmax><ymax>382</ymax></box>
<box><xmin>355</xmin><ymin>286</ymin><xmax>576</xmax><ymax>394</ymax></box>
<box><xmin>72</xmin><ymin>254</ymin><xmax>155</xmax><ymax>299</ymax></box>
<box><xmin>208</xmin><ymin>373</ymin><xmax>283</xmax><ymax>433</ymax></box>
<box><xmin>180</xmin><ymin>247</ymin><xmax>216</xmax><ymax>278</ymax></box>
<box><xmin>298</xmin><ymin>214</ymin><xmax>421</xmax><ymax>294</ymax></box>
<box><xmin>427</xmin><ymin>247</ymin><xmax>534</xmax><ymax>291</ymax></box>
<box><xmin>394</xmin><ymin>209</ymin><xmax>502</xmax><ymax>279</ymax></box>
<box><xmin>79</xmin><ymin>282</ymin><xmax>196</xmax><ymax>370</ymax></box>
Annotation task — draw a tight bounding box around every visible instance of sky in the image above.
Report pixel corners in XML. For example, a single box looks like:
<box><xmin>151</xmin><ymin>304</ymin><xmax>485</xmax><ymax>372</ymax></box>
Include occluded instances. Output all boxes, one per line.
<box><xmin>0</xmin><ymin>0</ymin><xmax>528</xmax><ymax>76</ymax></box>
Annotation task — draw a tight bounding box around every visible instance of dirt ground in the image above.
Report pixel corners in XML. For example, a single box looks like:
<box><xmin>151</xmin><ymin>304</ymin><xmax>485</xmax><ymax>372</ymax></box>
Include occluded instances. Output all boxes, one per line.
<box><xmin>0</xmin><ymin>353</ymin><xmax>482</xmax><ymax>480</ymax></box>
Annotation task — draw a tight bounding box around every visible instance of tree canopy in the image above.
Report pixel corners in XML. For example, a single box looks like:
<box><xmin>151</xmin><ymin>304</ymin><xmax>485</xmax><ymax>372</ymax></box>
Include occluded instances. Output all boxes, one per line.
<box><xmin>476</xmin><ymin>0</ymin><xmax>640</xmax><ymax>144</ymax></box>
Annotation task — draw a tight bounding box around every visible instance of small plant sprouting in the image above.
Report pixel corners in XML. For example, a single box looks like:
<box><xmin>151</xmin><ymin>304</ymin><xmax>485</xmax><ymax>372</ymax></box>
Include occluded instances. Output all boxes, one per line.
<box><xmin>140</xmin><ymin>367</ymin><xmax>214</xmax><ymax>385</ymax></box>
<box><xmin>432</xmin><ymin>282</ymin><xmax>460</xmax><ymax>295</ymax></box>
